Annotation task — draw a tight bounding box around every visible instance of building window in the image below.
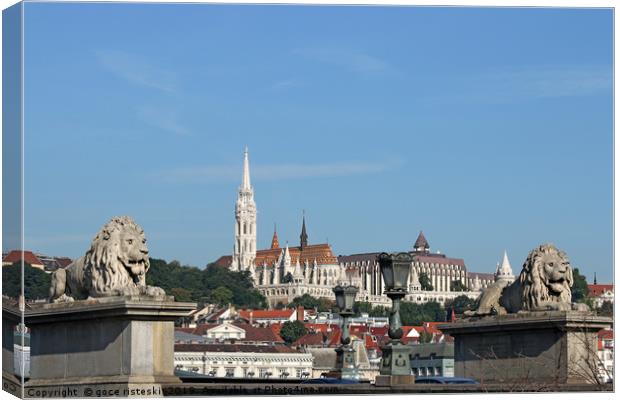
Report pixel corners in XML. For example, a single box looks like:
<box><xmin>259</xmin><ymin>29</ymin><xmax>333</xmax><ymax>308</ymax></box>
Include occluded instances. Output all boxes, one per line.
<box><xmin>242</xmin><ymin>367</ymin><xmax>249</xmax><ymax>377</ymax></box>
<box><xmin>259</xmin><ymin>368</ymin><xmax>269</xmax><ymax>378</ymax></box>
<box><xmin>412</xmin><ymin>368</ymin><xmax>419</xmax><ymax>377</ymax></box>
<box><xmin>225</xmin><ymin>368</ymin><xmax>235</xmax><ymax>377</ymax></box>
<box><xmin>436</xmin><ymin>367</ymin><xmax>442</xmax><ymax>376</ymax></box>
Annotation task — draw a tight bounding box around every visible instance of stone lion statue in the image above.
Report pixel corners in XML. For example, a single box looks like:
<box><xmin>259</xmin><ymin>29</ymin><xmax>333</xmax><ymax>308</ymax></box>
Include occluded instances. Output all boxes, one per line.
<box><xmin>49</xmin><ymin>216</ymin><xmax>166</xmax><ymax>302</ymax></box>
<box><xmin>466</xmin><ymin>244</ymin><xmax>588</xmax><ymax>316</ymax></box>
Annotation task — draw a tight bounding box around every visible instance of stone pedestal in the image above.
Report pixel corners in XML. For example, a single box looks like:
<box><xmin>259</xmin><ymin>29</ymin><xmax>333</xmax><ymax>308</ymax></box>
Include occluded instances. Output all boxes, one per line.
<box><xmin>325</xmin><ymin>346</ymin><xmax>360</xmax><ymax>380</ymax></box>
<box><xmin>439</xmin><ymin>311</ymin><xmax>612</xmax><ymax>385</ymax></box>
<box><xmin>3</xmin><ymin>296</ymin><xmax>195</xmax><ymax>397</ymax></box>
<box><xmin>375</xmin><ymin>342</ymin><xmax>415</xmax><ymax>386</ymax></box>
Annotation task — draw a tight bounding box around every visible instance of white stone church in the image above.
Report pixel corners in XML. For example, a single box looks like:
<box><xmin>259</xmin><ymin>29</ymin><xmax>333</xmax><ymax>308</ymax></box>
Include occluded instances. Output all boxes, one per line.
<box><xmin>214</xmin><ymin>148</ymin><xmax>514</xmax><ymax>308</ymax></box>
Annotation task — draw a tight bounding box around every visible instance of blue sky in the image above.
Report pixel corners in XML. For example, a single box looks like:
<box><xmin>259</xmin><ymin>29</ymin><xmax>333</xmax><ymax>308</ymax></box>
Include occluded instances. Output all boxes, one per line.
<box><xmin>16</xmin><ymin>4</ymin><xmax>612</xmax><ymax>281</ymax></box>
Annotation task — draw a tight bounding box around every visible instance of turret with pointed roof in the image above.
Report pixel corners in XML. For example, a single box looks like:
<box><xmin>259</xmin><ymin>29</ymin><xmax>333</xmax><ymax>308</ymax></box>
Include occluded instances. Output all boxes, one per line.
<box><xmin>413</xmin><ymin>231</ymin><xmax>430</xmax><ymax>253</ymax></box>
<box><xmin>494</xmin><ymin>250</ymin><xmax>515</xmax><ymax>283</ymax></box>
<box><xmin>271</xmin><ymin>224</ymin><xmax>280</xmax><ymax>249</ymax></box>
<box><xmin>300</xmin><ymin>212</ymin><xmax>308</xmax><ymax>250</ymax></box>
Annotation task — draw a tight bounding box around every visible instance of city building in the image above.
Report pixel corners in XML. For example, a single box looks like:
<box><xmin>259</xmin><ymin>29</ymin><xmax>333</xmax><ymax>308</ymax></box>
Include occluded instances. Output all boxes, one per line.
<box><xmin>176</xmin><ymin>322</ymin><xmax>285</xmax><ymax>345</ymax></box>
<box><xmin>2</xmin><ymin>250</ymin><xmax>72</xmax><ymax>273</ymax></box>
<box><xmin>409</xmin><ymin>342</ymin><xmax>455</xmax><ymax>378</ymax></box>
<box><xmin>2</xmin><ymin>250</ymin><xmax>45</xmax><ymax>270</ymax></box>
<box><xmin>597</xmin><ymin>329</ymin><xmax>614</xmax><ymax>383</ymax></box>
<box><xmin>338</xmin><ymin>232</ymin><xmax>490</xmax><ymax>306</ymax></box>
<box><xmin>588</xmin><ymin>283</ymin><xmax>614</xmax><ymax>308</ymax></box>
<box><xmin>214</xmin><ymin>148</ymin><xmax>498</xmax><ymax>308</ymax></box>
<box><xmin>174</xmin><ymin>343</ymin><xmax>313</xmax><ymax>379</ymax></box>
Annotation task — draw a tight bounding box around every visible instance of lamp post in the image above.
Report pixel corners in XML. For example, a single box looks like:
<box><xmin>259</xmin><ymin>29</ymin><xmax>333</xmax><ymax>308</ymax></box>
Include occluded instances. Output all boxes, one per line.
<box><xmin>376</xmin><ymin>252</ymin><xmax>415</xmax><ymax>386</ymax></box>
<box><xmin>328</xmin><ymin>284</ymin><xmax>360</xmax><ymax>380</ymax></box>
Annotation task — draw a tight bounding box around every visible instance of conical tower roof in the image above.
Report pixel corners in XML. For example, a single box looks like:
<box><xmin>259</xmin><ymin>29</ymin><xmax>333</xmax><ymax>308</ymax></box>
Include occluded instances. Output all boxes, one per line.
<box><xmin>495</xmin><ymin>250</ymin><xmax>515</xmax><ymax>282</ymax></box>
<box><xmin>270</xmin><ymin>224</ymin><xmax>280</xmax><ymax>249</ymax></box>
<box><xmin>300</xmin><ymin>212</ymin><xmax>308</xmax><ymax>250</ymax></box>
<box><xmin>414</xmin><ymin>231</ymin><xmax>430</xmax><ymax>252</ymax></box>
<box><xmin>241</xmin><ymin>146</ymin><xmax>251</xmax><ymax>191</ymax></box>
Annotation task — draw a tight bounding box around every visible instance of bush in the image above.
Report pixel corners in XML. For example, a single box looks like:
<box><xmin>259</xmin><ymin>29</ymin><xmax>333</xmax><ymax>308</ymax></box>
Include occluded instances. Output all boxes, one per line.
<box><xmin>279</xmin><ymin>320</ymin><xmax>307</xmax><ymax>344</ymax></box>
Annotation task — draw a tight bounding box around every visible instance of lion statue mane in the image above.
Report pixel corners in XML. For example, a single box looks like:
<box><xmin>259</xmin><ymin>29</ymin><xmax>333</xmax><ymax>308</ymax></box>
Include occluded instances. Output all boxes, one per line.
<box><xmin>466</xmin><ymin>243</ymin><xmax>588</xmax><ymax>316</ymax></box>
<box><xmin>49</xmin><ymin>216</ymin><xmax>166</xmax><ymax>302</ymax></box>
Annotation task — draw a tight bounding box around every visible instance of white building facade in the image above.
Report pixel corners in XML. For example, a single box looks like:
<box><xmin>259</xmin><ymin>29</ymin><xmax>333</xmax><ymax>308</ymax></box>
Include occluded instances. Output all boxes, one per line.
<box><xmin>174</xmin><ymin>344</ymin><xmax>313</xmax><ymax>379</ymax></box>
<box><xmin>231</xmin><ymin>147</ymin><xmax>257</xmax><ymax>272</ymax></box>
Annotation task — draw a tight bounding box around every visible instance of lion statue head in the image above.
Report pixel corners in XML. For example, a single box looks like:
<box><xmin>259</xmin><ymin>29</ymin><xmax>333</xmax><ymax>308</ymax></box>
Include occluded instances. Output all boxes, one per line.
<box><xmin>519</xmin><ymin>243</ymin><xmax>573</xmax><ymax>311</ymax></box>
<box><xmin>84</xmin><ymin>216</ymin><xmax>151</xmax><ymax>296</ymax></box>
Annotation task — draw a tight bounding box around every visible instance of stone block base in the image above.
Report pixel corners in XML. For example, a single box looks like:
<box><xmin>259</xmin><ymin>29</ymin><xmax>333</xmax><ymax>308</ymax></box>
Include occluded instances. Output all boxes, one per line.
<box><xmin>3</xmin><ymin>296</ymin><xmax>195</xmax><ymax>398</ymax></box>
<box><xmin>375</xmin><ymin>375</ymin><xmax>416</xmax><ymax>386</ymax></box>
<box><xmin>439</xmin><ymin>311</ymin><xmax>612</xmax><ymax>385</ymax></box>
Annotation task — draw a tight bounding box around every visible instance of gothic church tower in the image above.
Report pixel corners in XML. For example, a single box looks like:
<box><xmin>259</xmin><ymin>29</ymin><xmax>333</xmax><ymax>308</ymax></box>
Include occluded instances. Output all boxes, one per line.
<box><xmin>231</xmin><ymin>147</ymin><xmax>257</xmax><ymax>271</ymax></box>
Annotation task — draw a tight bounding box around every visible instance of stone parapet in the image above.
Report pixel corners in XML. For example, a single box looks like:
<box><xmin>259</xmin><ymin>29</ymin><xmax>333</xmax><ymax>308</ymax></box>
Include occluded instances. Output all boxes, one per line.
<box><xmin>3</xmin><ymin>296</ymin><xmax>196</xmax><ymax>397</ymax></box>
<box><xmin>439</xmin><ymin>311</ymin><xmax>613</xmax><ymax>385</ymax></box>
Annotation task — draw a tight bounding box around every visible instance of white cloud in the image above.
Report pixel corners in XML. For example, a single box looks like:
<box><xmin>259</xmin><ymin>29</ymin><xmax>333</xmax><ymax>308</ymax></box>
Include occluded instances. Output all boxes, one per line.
<box><xmin>136</xmin><ymin>106</ymin><xmax>189</xmax><ymax>136</ymax></box>
<box><xmin>271</xmin><ymin>79</ymin><xmax>303</xmax><ymax>90</ymax></box>
<box><xmin>292</xmin><ymin>47</ymin><xmax>391</xmax><ymax>74</ymax></box>
<box><xmin>95</xmin><ymin>49</ymin><xmax>177</xmax><ymax>93</ymax></box>
<box><xmin>428</xmin><ymin>65</ymin><xmax>611</xmax><ymax>104</ymax></box>
<box><xmin>157</xmin><ymin>159</ymin><xmax>403</xmax><ymax>184</ymax></box>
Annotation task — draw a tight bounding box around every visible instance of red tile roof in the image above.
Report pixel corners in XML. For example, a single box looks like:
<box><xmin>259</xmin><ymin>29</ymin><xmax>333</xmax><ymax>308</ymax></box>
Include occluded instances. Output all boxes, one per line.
<box><xmin>598</xmin><ymin>329</ymin><xmax>613</xmax><ymax>351</ymax></box>
<box><xmin>55</xmin><ymin>257</ymin><xmax>73</xmax><ymax>268</ymax></box>
<box><xmin>2</xmin><ymin>250</ymin><xmax>43</xmax><ymax>266</ymax></box>
<box><xmin>174</xmin><ymin>343</ymin><xmax>301</xmax><ymax>353</ymax></box>
<box><xmin>238</xmin><ymin>309</ymin><xmax>295</xmax><ymax>321</ymax></box>
<box><xmin>180</xmin><ymin>323</ymin><xmax>284</xmax><ymax>343</ymax></box>
<box><xmin>293</xmin><ymin>332</ymin><xmax>331</xmax><ymax>347</ymax></box>
<box><xmin>588</xmin><ymin>284</ymin><xmax>613</xmax><ymax>297</ymax></box>
<box><xmin>214</xmin><ymin>243</ymin><xmax>338</xmax><ymax>268</ymax></box>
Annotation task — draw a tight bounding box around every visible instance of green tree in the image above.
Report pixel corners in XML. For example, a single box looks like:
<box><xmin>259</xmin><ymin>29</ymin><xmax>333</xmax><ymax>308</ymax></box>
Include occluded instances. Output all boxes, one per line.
<box><xmin>209</xmin><ymin>286</ymin><xmax>233</xmax><ymax>306</ymax></box>
<box><xmin>170</xmin><ymin>287</ymin><xmax>193</xmax><ymax>302</ymax></box>
<box><xmin>2</xmin><ymin>262</ymin><xmax>51</xmax><ymax>300</ymax></box>
<box><xmin>279</xmin><ymin>320</ymin><xmax>307</xmax><ymax>344</ymax></box>
<box><xmin>419</xmin><ymin>328</ymin><xmax>433</xmax><ymax>343</ymax></box>
<box><xmin>369</xmin><ymin>305</ymin><xmax>390</xmax><ymax>318</ymax></box>
<box><xmin>449</xmin><ymin>280</ymin><xmax>468</xmax><ymax>292</ymax></box>
<box><xmin>317</xmin><ymin>298</ymin><xmax>334</xmax><ymax>313</ymax></box>
<box><xmin>571</xmin><ymin>267</ymin><xmax>589</xmax><ymax>303</ymax></box>
<box><xmin>599</xmin><ymin>301</ymin><xmax>613</xmax><ymax>317</ymax></box>
<box><xmin>146</xmin><ymin>260</ymin><xmax>266</xmax><ymax>308</ymax></box>
<box><xmin>400</xmin><ymin>301</ymin><xmax>445</xmax><ymax>325</ymax></box>
<box><xmin>445</xmin><ymin>295</ymin><xmax>478</xmax><ymax>315</ymax></box>
<box><xmin>288</xmin><ymin>294</ymin><xmax>320</xmax><ymax>309</ymax></box>
<box><xmin>288</xmin><ymin>294</ymin><xmax>333</xmax><ymax>312</ymax></box>
<box><xmin>419</xmin><ymin>273</ymin><xmax>434</xmax><ymax>291</ymax></box>
<box><xmin>353</xmin><ymin>301</ymin><xmax>374</xmax><ymax>316</ymax></box>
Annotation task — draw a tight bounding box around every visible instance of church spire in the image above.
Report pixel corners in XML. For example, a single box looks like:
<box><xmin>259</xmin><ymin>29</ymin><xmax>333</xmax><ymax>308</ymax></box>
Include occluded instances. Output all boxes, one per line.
<box><xmin>231</xmin><ymin>146</ymin><xmax>256</xmax><ymax>272</ymax></box>
<box><xmin>242</xmin><ymin>146</ymin><xmax>251</xmax><ymax>191</ymax></box>
<box><xmin>594</xmin><ymin>272</ymin><xmax>597</xmax><ymax>285</ymax></box>
<box><xmin>271</xmin><ymin>223</ymin><xmax>280</xmax><ymax>249</ymax></box>
<box><xmin>300</xmin><ymin>211</ymin><xmax>308</xmax><ymax>250</ymax></box>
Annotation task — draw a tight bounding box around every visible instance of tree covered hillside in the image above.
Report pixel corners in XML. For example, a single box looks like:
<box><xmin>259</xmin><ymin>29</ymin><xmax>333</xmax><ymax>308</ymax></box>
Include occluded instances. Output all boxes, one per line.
<box><xmin>146</xmin><ymin>259</ymin><xmax>266</xmax><ymax>308</ymax></box>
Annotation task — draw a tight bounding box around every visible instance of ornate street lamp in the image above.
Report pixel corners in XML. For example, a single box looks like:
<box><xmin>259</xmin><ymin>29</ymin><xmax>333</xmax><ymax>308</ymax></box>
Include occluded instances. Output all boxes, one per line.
<box><xmin>376</xmin><ymin>252</ymin><xmax>415</xmax><ymax>386</ymax></box>
<box><xmin>327</xmin><ymin>284</ymin><xmax>360</xmax><ymax>380</ymax></box>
